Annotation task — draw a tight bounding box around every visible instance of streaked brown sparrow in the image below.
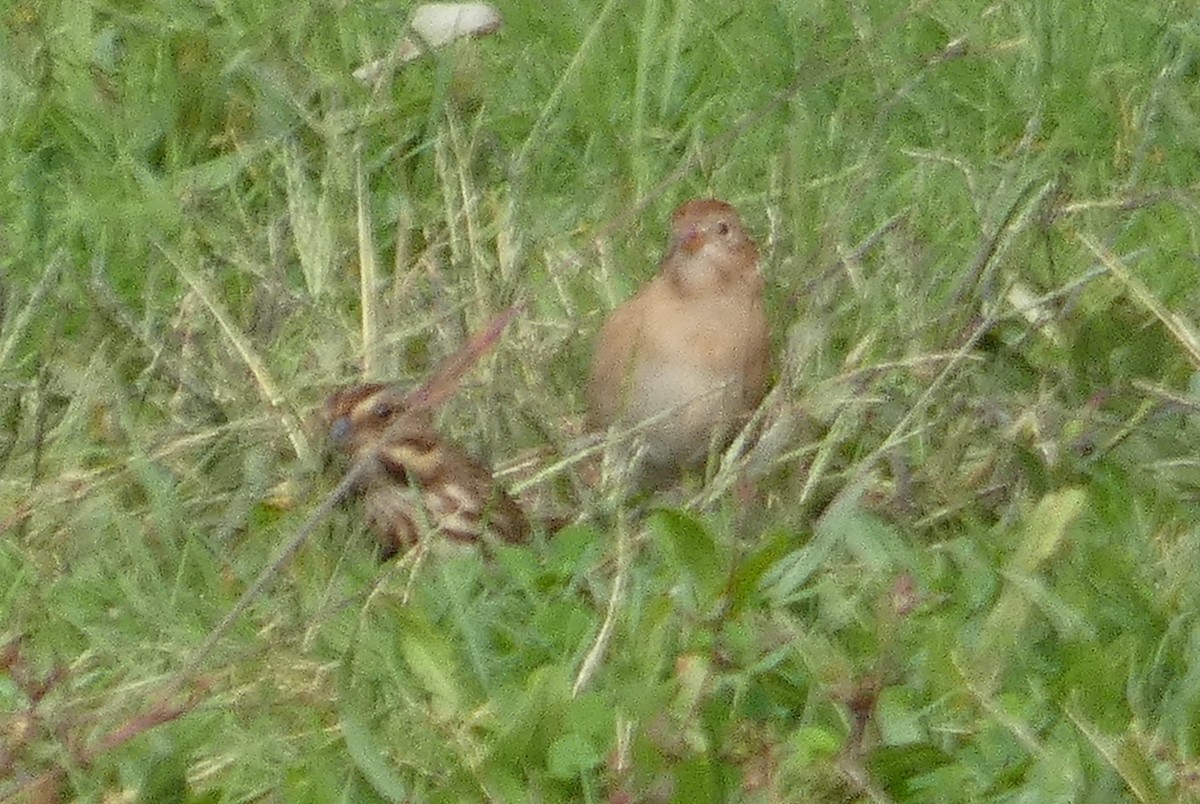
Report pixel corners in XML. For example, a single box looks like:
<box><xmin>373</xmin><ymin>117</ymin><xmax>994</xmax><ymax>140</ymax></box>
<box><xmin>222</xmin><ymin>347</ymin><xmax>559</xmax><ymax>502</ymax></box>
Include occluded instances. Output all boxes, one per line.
<box><xmin>325</xmin><ymin>383</ymin><xmax>530</xmax><ymax>558</ymax></box>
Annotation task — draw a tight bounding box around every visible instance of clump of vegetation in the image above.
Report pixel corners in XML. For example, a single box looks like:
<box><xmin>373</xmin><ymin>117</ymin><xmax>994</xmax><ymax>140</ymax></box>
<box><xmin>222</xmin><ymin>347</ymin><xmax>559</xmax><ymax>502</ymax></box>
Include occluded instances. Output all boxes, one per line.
<box><xmin>3</xmin><ymin>1</ymin><xmax>1200</xmax><ymax>800</ymax></box>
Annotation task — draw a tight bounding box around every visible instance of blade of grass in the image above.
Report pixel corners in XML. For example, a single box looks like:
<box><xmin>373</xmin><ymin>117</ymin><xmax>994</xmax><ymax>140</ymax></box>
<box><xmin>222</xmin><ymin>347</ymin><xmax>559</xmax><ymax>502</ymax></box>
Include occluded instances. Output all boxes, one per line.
<box><xmin>514</xmin><ymin>0</ymin><xmax>626</xmax><ymax>175</ymax></box>
<box><xmin>1066</xmin><ymin>699</ymin><xmax>1170</xmax><ymax>804</ymax></box>
<box><xmin>356</xmin><ymin>151</ymin><xmax>382</xmax><ymax>380</ymax></box>
<box><xmin>162</xmin><ymin>245</ymin><xmax>314</xmax><ymax>463</ymax></box>
<box><xmin>0</xmin><ymin>252</ymin><xmax>60</xmax><ymax>372</ymax></box>
<box><xmin>1078</xmin><ymin>232</ymin><xmax>1200</xmax><ymax>370</ymax></box>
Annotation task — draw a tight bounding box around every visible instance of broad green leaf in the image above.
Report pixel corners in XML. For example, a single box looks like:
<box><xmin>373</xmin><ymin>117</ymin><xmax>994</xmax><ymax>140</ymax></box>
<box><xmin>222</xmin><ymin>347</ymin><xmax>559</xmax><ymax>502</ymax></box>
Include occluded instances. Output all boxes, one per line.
<box><xmin>838</xmin><ymin>508</ymin><xmax>910</xmax><ymax>574</ymax></box>
<box><xmin>170</xmin><ymin>149</ymin><xmax>262</xmax><ymax>193</ymax></box>
<box><xmin>970</xmin><ymin>488</ymin><xmax>1087</xmax><ymax>689</ymax></box>
<box><xmin>136</xmin><ymin>748</ymin><xmax>190</xmax><ymax>804</ymax></box>
<box><xmin>1066</xmin><ymin>700</ymin><xmax>1170</xmax><ymax>804</ymax></box>
<box><xmin>649</xmin><ymin>509</ymin><xmax>724</xmax><ymax>604</ymax></box>
<box><xmin>764</xmin><ymin>535</ymin><xmax>836</xmax><ymax>604</ymax></box>
<box><xmin>399</xmin><ymin>631</ymin><xmax>462</xmax><ymax>713</ymax></box>
<box><xmin>876</xmin><ymin>686</ymin><xmax>927</xmax><ymax>746</ymax></box>
<box><xmin>544</xmin><ymin>524</ymin><xmax>603</xmax><ymax>575</ymax></box>
<box><xmin>491</xmin><ymin>664</ymin><xmax>573</xmax><ymax>765</ymax></box>
<box><xmin>783</xmin><ymin>726</ymin><xmax>841</xmax><ymax>769</ymax></box>
<box><xmin>1011</xmin><ymin>487</ymin><xmax>1086</xmax><ymax>574</ymax></box>
<box><xmin>567</xmin><ymin>691</ymin><xmax>613</xmax><ymax>742</ymax></box>
<box><xmin>764</xmin><ymin>473</ymin><xmax>879</xmax><ymax>603</ymax></box>
<box><xmin>547</xmin><ymin>732</ymin><xmax>601</xmax><ymax>779</ymax></box>
<box><xmin>998</xmin><ymin>569</ymin><xmax>1094</xmax><ymax>641</ymax></box>
<box><xmin>868</xmin><ymin>744</ymin><xmax>957</xmax><ymax>795</ymax></box>
<box><xmin>726</xmin><ymin>530</ymin><xmax>797</xmax><ymax>615</ymax></box>
<box><xmin>389</xmin><ymin>609</ymin><xmax>465</xmax><ymax>713</ymax></box>
<box><xmin>673</xmin><ymin>754</ymin><xmax>723</xmax><ymax>804</ymax></box>
<box><xmin>338</xmin><ymin>701</ymin><xmax>411</xmax><ymax>802</ymax></box>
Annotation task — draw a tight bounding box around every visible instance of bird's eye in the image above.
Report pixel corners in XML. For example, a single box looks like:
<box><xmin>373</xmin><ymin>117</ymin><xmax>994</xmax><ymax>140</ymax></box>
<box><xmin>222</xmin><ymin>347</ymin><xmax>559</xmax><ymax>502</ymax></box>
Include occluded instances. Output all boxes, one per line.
<box><xmin>716</xmin><ymin>221</ymin><xmax>730</xmax><ymax>236</ymax></box>
<box><xmin>372</xmin><ymin>402</ymin><xmax>393</xmax><ymax>419</ymax></box>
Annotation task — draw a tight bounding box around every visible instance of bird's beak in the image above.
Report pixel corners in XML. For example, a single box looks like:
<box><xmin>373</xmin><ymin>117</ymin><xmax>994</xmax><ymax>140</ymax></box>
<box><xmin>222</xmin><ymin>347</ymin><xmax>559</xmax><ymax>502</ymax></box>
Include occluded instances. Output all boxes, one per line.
<box><xmin>674</xmin><ymin>226</ymin><xmax>704</xmax><ymax>255</ymax></box>
<box><xmin>329</xmin><ymin>416</ymin><xmax>353</xmax><ymax>445</ymax></box>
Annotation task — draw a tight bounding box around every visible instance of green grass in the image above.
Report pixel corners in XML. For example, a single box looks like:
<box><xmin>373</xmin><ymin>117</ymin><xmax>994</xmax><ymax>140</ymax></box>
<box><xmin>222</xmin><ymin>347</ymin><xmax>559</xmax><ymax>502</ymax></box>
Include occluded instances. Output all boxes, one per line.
<box><xmin>4</xmin><ymin>0</ymin><xmax>1200</xmax><ymax>800</ymax></box>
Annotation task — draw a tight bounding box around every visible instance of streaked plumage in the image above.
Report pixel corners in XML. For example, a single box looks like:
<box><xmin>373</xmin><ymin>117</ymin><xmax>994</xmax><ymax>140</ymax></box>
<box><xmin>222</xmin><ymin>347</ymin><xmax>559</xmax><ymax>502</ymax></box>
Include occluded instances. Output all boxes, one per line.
<box><xmin>324</xmin><ymin>383</ymin><xmax>530</xmax><ymax>558</ymax></box>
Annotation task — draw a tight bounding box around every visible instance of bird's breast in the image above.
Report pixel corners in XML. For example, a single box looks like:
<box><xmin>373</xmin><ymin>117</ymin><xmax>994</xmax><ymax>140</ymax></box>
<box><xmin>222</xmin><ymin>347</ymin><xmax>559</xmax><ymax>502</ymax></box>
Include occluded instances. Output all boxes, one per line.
<box><xmin>647</xmin><ymin>292</ymin><xmax>765</xmax><ymax>374</ymax></box>
<box><xmin>624</xmin><ymin>292</ymin><xmax>766</xmax><ymax>459</ymax></box>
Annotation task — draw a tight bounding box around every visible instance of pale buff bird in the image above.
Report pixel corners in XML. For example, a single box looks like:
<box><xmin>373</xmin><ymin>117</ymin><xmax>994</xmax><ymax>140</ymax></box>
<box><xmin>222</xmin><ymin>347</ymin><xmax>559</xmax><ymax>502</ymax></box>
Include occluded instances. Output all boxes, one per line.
<box><xmin>324</xmin><ymin>383</ymin><xmax>530</xmax><ymax>559</ymax></box>
<box><xmin>586</xmin><ymin>198</ymin><xmax>771</xmax><ymax>487</ymax></box>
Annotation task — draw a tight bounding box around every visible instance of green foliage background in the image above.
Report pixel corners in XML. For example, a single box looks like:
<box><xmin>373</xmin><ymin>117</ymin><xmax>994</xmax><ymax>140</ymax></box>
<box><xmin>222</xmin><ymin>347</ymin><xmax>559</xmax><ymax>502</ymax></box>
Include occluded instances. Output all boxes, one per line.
<box><xmin>3</xmin><ymin>0</ymin><xmax>1200</xmax><ymax>800</ymax></box>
